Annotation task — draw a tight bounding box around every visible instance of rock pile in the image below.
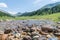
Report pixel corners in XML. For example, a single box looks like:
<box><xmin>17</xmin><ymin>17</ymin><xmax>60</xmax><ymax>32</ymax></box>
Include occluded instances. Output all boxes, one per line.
<box><xmin>0</xmin><ymin>20</ymin><xmax>60</xmax><ymax>40</ymax></box>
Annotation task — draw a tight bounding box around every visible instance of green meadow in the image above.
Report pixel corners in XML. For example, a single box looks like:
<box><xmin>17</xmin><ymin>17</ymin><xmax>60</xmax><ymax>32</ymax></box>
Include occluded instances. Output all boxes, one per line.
<box><xmin>15</xmin><ymin>13</ymin><xmax>60</xmax><ymax>22</ymax></box>
<box><xmin>0</xmin><ymin>12</ymin><xmax>60</xmax><ymax>22</ymax></box>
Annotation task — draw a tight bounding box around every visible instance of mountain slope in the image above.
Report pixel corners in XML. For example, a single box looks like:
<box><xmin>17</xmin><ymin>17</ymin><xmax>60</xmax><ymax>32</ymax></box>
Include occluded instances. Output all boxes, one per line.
<box><xmin>19</xmin><ymin>2</ymin><xmax>60</xmax><ymax>16</ymax></box>
<box><xmin>43</xmin><ymin>2</ymin><xmax>60</xmax><ymax>8</ymax></box>
<box><xmin>0</xmin><ymin>10</ymin><xmax>13</xmax><ymax>17</ymax></box>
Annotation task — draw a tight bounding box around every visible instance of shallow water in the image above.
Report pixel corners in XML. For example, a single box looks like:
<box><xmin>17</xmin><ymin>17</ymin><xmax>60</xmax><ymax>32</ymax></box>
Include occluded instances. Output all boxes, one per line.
<box><xmin>0</xmin><ymin>20</ymin><xmax>56</xmax><ymax>30</ymax></box>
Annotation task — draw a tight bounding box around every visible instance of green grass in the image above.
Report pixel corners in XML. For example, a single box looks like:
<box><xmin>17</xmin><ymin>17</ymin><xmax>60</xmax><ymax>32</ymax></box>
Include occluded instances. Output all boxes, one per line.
<box><xmin>0</xmin><ymin>13</ymin><xmax>60</xmax><ymax>22</ymax></box>
<box><xmin>0</xmin><ymin>16</ymin><xmax>14</xmax><ymax>21</ymax></box>
<box><xmin>15</xmin><ymin>13</ymin><xmax>60</xmax><ymax>22</ymax></box>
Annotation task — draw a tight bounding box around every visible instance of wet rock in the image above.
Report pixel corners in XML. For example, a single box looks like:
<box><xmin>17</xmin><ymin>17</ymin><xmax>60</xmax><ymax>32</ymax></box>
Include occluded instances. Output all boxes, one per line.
<box><xmin>32</xmin><ymin>36</ymin><xmax>40</xmax><ymax>40</ymax></box>
<box><xmin>33</xmin><ymin>35</ymin><xmax>40</xmax><ymax>38</ymax></box>
<box><xmin>1</xmin><ymin>34</ymin><xmax>8</xmax><ymax>40</ymax></box>
<box><xmin>4</xmin><ymin>29</ymin><xmax>12</xmax><ymax>34</ymax></box>
<box><xmin>0</xmin><ymin>20</ymin><xmax>59</xmax><ymax>40</ymax></box>
<box><xmin>0</xmin><ymin>30</ymin><xmax>4</xmax><ymax>34</ymax></box>
<box><xmin>31</xmin><ymin>33</ymin><xmax>38</xmax><ymax>37</ymax></box>
<box><xmin>20</xmin><ymin>35</ymin><xmax>27</xmax><ymax>38</ymax></box>
<box><xmin>7</xmin><ymin>35</ymin><xmax>14</xmax><ymax>40</ymax></box>
<box><xmin>31</xmin><ymin>32</ymin><xmax>41</xmax><ymax>40</ymax></box>
<box><xmin>30</xmin><ymin>28</ymin><xmax>35</xmax><ymax>33</ymax></box>
<box><xmin>54</xmin><ymin>33</ymin><xmax>60</xmax><ymax>36</ymax></box>
<box><xmin>22</xmin><ymin>36</ymin><xmax>32</xmax><ymax>40</ymax></box>
<box><xmin>27</xmin><ymin>32</ymin><xmax>31</xmax><ymax>36</ymax></box>
<box><xmin>48</xmin><ymin>37</ymin><xmax>58</xmax><ymax>40</ymax></box>
<box><xmin>38</xmin><ymin>36</ymin><xmax>47</xmax><ymax>40</ymax></box>
<box><xmin>54</xmin><ymin>29</ymin><xmax>60</xmax><ymax>32</ymax></box>
<box><xmin>31</xmin><ymin>27</ymin><xmax>36</xmax><ymax>31</ymax></box>
<box><xmin>14</xmin><ymin>38</ymin><xmax>19</xmax><ymax>40</ymax></box>
<box><xmin>21</xmin><ymin>32</ymin><xmax>27</xmax><ymax>35</ymax></box>
<box><xmin>57</xmin><ymin>26</ymin><xmax>60</xmax><ymax>29</ymax></box>
<box><xmin>14</xmin><ymin>33</ymin><xmax>20</xmax><ymax>38</ymax></box>
<box><xmin>41</xmin><ymin>24</ymin><xmax>55</xmax><ymax>33</ymax></box>
<box><xmin>39</xmin><ymin>30</ymin><xmax>48</xmax><ymax>35</ymax></box>
<box><xmin>22</xmin><ymin>27</ymin><xmax>30</xmax><ymax>32</ymax></box>
<box><xmin>54</xmin><ymin>27</ymin><xmax>60</xmax><ymax>34</ymax></box>
<box><xmin>57</xmin><ymin>22</ymin><xmax>60</xmax><ymax>24</ymax></box>
<box><xmin>46</xmin><ymin>34</ymin><xmax>52</xmax><ymax>38</ymax></box>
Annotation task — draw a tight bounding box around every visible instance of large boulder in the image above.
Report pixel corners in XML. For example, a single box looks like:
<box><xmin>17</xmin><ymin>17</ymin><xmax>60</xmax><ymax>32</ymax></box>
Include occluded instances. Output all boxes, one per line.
<box><xmin>41</xmin><ymin>24</ymin><xmax>56</xmax><ymax>33</ymax></box>
<box><xmin>4</xmin><ymin>29</ymin><xmax>12</xmax><ymax>34</ymax></box>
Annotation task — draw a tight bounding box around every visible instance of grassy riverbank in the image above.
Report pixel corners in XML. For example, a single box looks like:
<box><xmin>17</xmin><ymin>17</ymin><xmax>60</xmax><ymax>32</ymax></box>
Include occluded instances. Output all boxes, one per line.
<box><xmin>0</xmin><ymin>13</ymin><xmax>60</xmax><ymax>22</ymax></box>
<box><xmin>15</xmin><ymin>13</ymin><xmax>60</xmax><ymax>22</ymax></box>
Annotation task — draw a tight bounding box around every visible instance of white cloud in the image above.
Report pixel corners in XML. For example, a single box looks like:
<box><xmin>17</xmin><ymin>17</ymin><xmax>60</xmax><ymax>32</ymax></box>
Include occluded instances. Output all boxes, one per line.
<box><xmin>52</xmin><ymin>0</ymin><xmax>58</xmax><ymax>1</ymax></box>
<box><xmin>33</xmin><ymin>0</ymin><xmax>60</xmax><ymax>5</ymax></box>
<box><xmin>51</xmin><ymin>0</ymin><xmax>60</xmax><ymax>2</ymax></box>
<box><xmin>8</xmin><ymin>11</ymin><xmax>17</xmax><ymax>14</ymax></box>
<box><xmin>33</xmin><ymin>0</ymin><xmax>42</xmax><ymax>4</ymax></box>
<box><xmin>0</xmin><ymin>3</ymin><xmax>7</xmax><ymax>8</ymax></box>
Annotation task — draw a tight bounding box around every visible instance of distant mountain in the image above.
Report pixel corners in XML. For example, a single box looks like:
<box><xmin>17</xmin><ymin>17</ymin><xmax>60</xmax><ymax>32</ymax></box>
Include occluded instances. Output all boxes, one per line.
<box><xmin>0</xmin><ymin>10</ymin><xmax>13</xmax><ymax>17</ymax></box>
<box><xmin>18</xmin><ymin>2</ymin><xmax>60</xmax><ymax>16</ymax></box>
<box><xmin>43</xmin><ymin>2</ymin><xmax>60</xmax><ymax>8</ymax></box>
<box><xmin>15</xmin><ymin>12</ymin><xmax>22</xmax><ymax>16</ymax></box>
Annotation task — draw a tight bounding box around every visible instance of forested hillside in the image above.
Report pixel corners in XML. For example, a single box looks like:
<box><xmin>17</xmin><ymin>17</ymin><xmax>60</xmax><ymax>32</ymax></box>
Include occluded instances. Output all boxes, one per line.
<box><xmin>19</xmin><ymin>2</ymin><xmax>60</xmax><ymax>16</ymax></box>
<box><xmin>0</xmin><ymin>10</ymin><xmax>13</xmax><ymax>17</ymax></box>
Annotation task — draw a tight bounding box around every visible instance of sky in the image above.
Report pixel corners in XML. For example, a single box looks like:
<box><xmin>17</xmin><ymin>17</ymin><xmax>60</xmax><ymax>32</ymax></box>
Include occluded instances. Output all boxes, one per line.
<box><xmin>0</xmin><ymin>0</ymin><xmax>60</xmax><ymax>14</ymax></box>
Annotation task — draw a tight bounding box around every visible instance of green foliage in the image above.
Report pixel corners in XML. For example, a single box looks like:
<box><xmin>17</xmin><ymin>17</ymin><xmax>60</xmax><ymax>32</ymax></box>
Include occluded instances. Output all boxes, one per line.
<box><xmin>0</xmin><ymin>11</ymin><xmax>14</xmax><ymax>17</ymax></box>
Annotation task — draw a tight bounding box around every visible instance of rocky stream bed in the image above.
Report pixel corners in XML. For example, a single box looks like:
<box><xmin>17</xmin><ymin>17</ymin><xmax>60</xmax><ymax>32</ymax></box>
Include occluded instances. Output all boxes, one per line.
<box><xmin>0</xmin><ymin>20</ymin><xmax>60</xmax><ymax>40</ymax></box>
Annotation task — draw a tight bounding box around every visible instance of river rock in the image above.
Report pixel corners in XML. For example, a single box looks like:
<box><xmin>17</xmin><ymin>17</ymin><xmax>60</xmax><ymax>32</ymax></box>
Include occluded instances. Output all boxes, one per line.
<box><xmin>32</xmin><ymin>35</ymin><xmax>40</xmax><ymax>40</ymax></box>
<box><xmin>22</xmin><ymin>36</ymin><xmax>32</xmax><ymax>40</ymax></box>
<box><xmin>57</xmin><ymin>26</ymin><xmax>60</xmax><ymax>29</ymax></box>
<box><xmin>14</xmin><ymin>33</ymin><xmax>20</xmax><ymax>38</ymax></box>
<box><xmin>0</xmin><ymin>30</ymin><xmax>4</xmax><ymax>34</ymax></box>
<box><xmin>46</xmin><ymin>34</ymin><xmax>52</xmax><ymax>38</ymax></box>
<box><xmin>57</xmin><ymin>22</ymin><xmax>60</xmax><ymax>24</ymax></box>
<box><xmin>54</xmin><ymin>33</ymin><xmax>60</xmax><ymax>36</ymax></box>
<box><xmin>4</xmin><ymin>29</ymin><xmax>12</xmax><ymax>34</ymax></box>
<box><xmin>41</xmin><ymin>24</ymin><xmax>55</xmax><ymax>33</ymax></box>
<box><xmin>1</xmin><ymin>34</ymin><xmax>8</xmax><ymax>40</ymax></box>
<box><xmin>0</xmin><ymin>20</ymin><xmax>59</xmax><ymax>40</ymax></box>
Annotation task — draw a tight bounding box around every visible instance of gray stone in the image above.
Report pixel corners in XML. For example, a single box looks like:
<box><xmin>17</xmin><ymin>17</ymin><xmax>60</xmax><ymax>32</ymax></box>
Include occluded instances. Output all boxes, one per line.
<box><xmin>54</xmin><ymin>33</ymin><xmax>60</xmax><ymax>36</ymax></box>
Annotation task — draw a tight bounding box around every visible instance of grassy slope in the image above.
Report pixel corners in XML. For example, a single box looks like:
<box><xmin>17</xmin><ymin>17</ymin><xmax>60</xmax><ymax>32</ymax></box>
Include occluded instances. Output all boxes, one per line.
<box><xmin>15</xmin><ymin>13</ymin><xmax>60</xmax><ymax>22</ymax></box>
<box><xmin>0</xmin><ymin>13</ymin><xmax>60</xmax><ymax>22</ymax></box>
